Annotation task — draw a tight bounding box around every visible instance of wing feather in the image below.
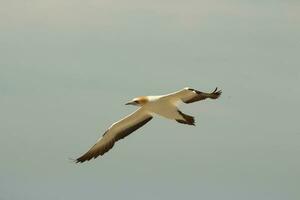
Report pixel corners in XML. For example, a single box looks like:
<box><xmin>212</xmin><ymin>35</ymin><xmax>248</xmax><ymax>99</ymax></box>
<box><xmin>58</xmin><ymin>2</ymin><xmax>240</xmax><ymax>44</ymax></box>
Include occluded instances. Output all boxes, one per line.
<box><xmin>75</xmin><ymin>108</ymin><xmax>153</xmax><ymax>163</ymax></box>
<box><xmin>163</xmin><ymin>87</ymin><xmax>222</xmax><ymax>104</ymax></box>
<box><xmin>183</xmin><ymin>87</ymin><xmax>222</xmax><ymax>103</ymax></box>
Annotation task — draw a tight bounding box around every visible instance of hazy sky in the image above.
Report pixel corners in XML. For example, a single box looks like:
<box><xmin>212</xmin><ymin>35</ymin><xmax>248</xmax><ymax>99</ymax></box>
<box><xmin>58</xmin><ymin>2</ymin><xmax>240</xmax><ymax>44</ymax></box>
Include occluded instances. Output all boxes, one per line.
<box><xmin>1</xmin><ymin>1</ymin><xmax>300</xmax><ymax>199</ymax></box>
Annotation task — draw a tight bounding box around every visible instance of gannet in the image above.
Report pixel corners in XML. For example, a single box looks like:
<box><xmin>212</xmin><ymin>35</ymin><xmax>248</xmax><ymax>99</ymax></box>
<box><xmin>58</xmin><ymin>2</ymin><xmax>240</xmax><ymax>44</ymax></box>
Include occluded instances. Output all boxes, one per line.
<box><xmin>75</xmin><ymin>87</ymin><xmax>222</xmax><ymax>163</ymax></box>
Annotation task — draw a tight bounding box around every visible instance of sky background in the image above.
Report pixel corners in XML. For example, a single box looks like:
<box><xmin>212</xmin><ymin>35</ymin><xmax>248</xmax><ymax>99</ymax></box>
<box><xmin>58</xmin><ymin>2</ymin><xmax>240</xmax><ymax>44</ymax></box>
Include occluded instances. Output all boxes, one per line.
<box><xmin>1</xmin><ymin>0</ymin><xmax>300</xmax><ymax>199</ymax></box>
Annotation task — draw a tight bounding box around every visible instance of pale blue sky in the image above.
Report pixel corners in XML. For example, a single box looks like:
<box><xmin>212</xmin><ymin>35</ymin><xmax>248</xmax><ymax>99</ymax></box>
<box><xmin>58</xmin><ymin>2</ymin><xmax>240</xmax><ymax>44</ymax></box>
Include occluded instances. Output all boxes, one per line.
<box><xmin>1</xmin><ymin>1</ymin><xmax>300</xmax><ymax>199</ymax></box>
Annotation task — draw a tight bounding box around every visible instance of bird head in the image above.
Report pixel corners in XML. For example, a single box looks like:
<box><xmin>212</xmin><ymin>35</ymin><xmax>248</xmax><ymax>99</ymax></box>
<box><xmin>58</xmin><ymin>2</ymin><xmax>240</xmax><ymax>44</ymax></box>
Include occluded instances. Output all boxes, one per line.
<box><xmin>125</xmin><ymin>96</ymin><xmax>149</xmax><ymax>107</ymax></box>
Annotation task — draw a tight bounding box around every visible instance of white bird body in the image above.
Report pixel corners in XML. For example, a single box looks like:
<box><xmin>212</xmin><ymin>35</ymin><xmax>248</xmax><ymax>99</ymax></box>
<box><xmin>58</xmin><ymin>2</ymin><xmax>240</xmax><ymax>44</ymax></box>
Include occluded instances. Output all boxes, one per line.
<box><xmin>75</xmin><ymin>87</ymin><xmax>221</xmax><ymax>163</ymax></box>
<box><xmin>142</xmin><ymin>96</ymin><xmax>180</xmax><ymax>120</ymax></box>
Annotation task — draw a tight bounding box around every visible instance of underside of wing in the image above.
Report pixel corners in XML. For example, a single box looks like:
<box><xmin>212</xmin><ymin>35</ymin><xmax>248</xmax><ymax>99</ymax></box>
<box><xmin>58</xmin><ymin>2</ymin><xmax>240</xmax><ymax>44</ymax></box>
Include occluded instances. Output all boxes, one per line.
<box><xmin>75</xmin><ymin>109</ymin><xmax>153</xmax><ymax>163</ymax></box>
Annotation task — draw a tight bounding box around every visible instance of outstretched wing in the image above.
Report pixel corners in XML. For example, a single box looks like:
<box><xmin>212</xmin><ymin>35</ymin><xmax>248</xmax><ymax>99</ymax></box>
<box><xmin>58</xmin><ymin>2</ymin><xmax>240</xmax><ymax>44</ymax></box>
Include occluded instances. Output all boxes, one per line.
<box><xmin>75</xmin><ymin>108</ymin><xmax>153</xmax><ymax>163</ymax></box>
<box><xmin>163</xmin><ymin>87</ymin><xmax>222</xmax><ymax>104</ymax></box>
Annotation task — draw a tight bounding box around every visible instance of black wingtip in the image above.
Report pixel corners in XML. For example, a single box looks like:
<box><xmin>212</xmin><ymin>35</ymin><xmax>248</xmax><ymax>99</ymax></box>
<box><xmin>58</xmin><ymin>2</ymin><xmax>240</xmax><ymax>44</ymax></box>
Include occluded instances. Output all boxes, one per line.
<box><xmin>71</xmin><ymin>155</ymin><xmax>89</xmax><ymax>164</ymax></box>
<box><xmin>210</xmin><ymin>87</ymin><xmax>222</xmax><ymax>99</ymax></box>
<box><xmin>68</xmin><ymin>157</ymin><xmax>79</xmax><ymax>164</ymax></box>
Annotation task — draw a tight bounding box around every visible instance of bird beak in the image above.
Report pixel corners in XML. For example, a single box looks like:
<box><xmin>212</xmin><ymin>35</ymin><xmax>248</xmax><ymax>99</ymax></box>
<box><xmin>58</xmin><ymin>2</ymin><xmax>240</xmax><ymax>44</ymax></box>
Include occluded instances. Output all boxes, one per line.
<box><xmin>125</xmin><ymin>101</ymin><xmax>136</xmax><ymax>105</ymax></box>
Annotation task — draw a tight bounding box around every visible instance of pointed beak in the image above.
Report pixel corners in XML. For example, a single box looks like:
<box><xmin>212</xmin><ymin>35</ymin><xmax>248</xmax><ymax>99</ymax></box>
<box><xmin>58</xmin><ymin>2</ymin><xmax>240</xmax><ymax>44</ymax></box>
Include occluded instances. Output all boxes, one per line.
<box><xmin>125</xmin><ymin>101</ymin><xmax>136</xmax><ymax>105</ymax></box>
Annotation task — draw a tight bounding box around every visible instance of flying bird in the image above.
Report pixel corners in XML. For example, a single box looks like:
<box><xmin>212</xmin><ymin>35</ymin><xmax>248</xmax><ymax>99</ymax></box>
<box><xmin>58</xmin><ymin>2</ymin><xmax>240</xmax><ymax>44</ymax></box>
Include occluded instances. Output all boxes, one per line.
<box><xmin>75</xmin><ymin>87</ymin><xmax>221</xmax><ymax>163</ymax></box>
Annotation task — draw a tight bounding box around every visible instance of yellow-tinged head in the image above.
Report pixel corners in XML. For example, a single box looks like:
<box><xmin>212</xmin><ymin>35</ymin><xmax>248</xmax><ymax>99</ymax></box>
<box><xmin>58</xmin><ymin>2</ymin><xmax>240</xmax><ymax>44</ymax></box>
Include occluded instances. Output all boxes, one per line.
<box><xmin>125</xmin><ymin>96</ymin><xmax>149</xmax><ymax>106</ymax></box>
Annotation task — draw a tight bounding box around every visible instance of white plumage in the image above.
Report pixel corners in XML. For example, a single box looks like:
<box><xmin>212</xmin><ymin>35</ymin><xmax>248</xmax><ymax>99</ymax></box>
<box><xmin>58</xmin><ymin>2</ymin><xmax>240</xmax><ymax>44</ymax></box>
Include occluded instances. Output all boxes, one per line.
<box><xmin>75</xmin><ymin>87</ymin><xmax>221</xmax><ymax>163</ymax></box>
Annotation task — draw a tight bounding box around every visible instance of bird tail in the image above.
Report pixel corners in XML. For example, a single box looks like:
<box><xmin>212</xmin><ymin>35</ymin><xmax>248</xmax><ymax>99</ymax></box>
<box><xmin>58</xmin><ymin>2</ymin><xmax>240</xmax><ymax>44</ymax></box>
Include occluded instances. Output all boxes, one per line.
<box><xmin>176</xmin><ymin>110</ymin><xmax>195</xmax><ymax>126</ymax></box>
